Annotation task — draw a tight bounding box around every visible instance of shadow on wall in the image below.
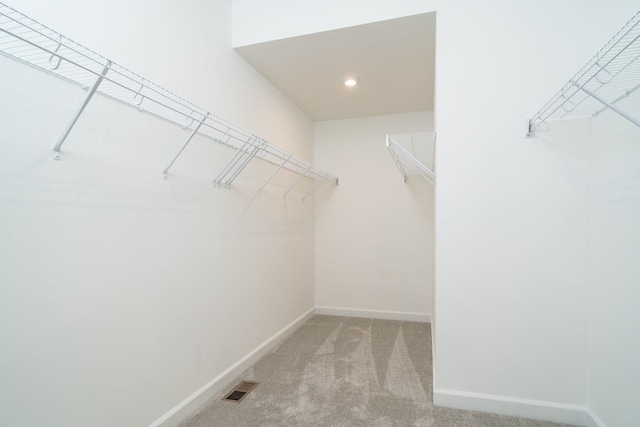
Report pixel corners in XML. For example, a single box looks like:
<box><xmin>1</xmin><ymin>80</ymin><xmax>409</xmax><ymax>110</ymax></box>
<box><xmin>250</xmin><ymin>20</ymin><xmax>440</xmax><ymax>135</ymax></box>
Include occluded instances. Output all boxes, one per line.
<box><xmin>406</xmin><ymin>176</ymin><xmax>435</xmax><ymax>225</ymax></box>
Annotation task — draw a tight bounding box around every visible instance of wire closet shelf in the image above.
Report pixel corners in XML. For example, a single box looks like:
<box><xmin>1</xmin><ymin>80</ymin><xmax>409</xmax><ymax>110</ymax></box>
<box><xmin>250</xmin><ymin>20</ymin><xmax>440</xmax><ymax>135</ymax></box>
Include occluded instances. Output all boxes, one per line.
<box><xmin>527</xmin><ymin>9</ymin><xmax>640</xmax><ymax>135</ymax></box>
<box><xmin>0</xmin><ymin>3</ymin><xmax>338</xmax><ymax>193</ymax></box>
<box><xmin>386</xmin><ymin>135</ymin><xmax>436</xmax><ymax>186</ymax></box>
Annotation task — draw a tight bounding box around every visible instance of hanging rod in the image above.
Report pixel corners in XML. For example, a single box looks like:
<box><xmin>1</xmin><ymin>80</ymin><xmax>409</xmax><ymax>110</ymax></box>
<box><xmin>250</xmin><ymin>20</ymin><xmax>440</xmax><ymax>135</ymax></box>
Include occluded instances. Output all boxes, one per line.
<box><xmin>527</xmin><ymin>10</ymin><xmax>640</xmax><ymax>135</ymax></box>
<box><xmin>0</xmin><ymin>2</ymin><xmax>338</xmax><ymax>191</ymax></box>
<box><xmin>386</xmin><ymin>135</ymin><xmax>436</xmax><ymax>186</ymax></box>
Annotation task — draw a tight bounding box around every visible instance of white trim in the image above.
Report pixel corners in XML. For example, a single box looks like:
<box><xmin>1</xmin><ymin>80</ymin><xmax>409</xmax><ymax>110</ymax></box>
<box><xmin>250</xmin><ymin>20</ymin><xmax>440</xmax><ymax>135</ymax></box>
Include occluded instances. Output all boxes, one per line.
<box><xmin>433</xmin><ymin>388</ymin><xmax>590</xmax><ymax>426</ymax></box>
<box><xmin>148</xmin><ymin>307</ymin><xmax>607</xmax><ymax>427</ymax></box>
<box><xmin>148</xmin><ymin>307</ymin><xmax>316</xmax><ymax>427</ymax></box>
<box><xmin>584</xmin><ymin>407</ymin><xmax>607</xmax><ymax>427</ymax></box>
<box><xmin>315</xmin><ymin>306</ymin><xmax>431</xmax><ymax>323</ymax></box>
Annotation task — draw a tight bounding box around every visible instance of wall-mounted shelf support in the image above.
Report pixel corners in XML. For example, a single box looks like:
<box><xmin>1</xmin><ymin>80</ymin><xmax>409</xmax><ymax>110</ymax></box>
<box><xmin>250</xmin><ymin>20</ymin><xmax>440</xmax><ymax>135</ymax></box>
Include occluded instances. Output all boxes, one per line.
<box><xmin>212</xmin><ymin>136</ymin><xmax>263</xmax><ymax>187</ymax></box>
<box><xmin>257</xmin><ymin>154</ymin><xmax>292</xmax><ymax>194</ymax></box>
<box><xmin>574</xmin><ymin>83</ymin><xmax>640</xmax><ymax>128</ymax></box>
<box><xmin>527</xmin><ymin>10</ymin><xmax>640</xmax><ymax>136</ymax></box>
<box><xmin>386</xmin><ymin>135</ymin><xmax>436</xmax><ymax>186</ymax></box>
<box><xmin>302</xmin><ymin>179</ymin><xmax>324</xmax><ymax>201</ymax></box>
<box><xmin>284</xmin><ymin>165</ymin><xmax>312</xmax><ymax>198</ymax></box>
<box><xmin>243</xmin><ymin>153</ymin><xmax>293</xmax><ymax>211</ymax></box>
<box><xmin>163</xmin><ymin>113</ymin><xmax>210</xmax><ymax>178</ymax></box>
<box><xmin>53</xmin><ymin>61</ymin><xmax>111</xmax><ymax>160</ymax></box>
<box><xmin>0</xmin><ymin>2</ymin><xmax>338</xmax><ymax>197</ymax></box>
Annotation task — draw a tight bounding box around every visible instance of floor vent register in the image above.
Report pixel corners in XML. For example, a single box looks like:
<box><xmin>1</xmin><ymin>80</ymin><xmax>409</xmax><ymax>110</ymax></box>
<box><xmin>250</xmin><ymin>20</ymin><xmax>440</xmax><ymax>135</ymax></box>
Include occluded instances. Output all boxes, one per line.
<box><xmin>222</xmin><ymin>381</ymin><xmax>259</xmax><ymax>403</ymax></box>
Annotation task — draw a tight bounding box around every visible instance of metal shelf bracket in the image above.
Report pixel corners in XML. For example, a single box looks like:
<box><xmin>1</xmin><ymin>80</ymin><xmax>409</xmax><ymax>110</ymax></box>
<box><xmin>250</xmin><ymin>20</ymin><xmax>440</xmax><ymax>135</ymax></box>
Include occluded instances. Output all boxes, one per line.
<box><xmin>53</xmin><ymin>61</ymin><xmax>111</xmax><ymax>160</ymax></box>
<box><xmin>213</xmin><ymin>135</ymin><xmax>260</xmax><ymax>187</ymax></box>
<box><xmin>284</xmin><ymin>165</ymin><xmax>313</xmax><ymax>198</ymax></box>
<box><xmin>163</xmin><ymin>112</ymin><xmax>210</xmax><ymax>178</ymax></box>
<box><xmin>386</xmin><ymin>135</ymin><xmax>436</xmax><ymax>186</ymax></box>
<box><xmin>574</xmin><ymin>82</ymin><xmax>640</xmax><ymax>128</ymax></box>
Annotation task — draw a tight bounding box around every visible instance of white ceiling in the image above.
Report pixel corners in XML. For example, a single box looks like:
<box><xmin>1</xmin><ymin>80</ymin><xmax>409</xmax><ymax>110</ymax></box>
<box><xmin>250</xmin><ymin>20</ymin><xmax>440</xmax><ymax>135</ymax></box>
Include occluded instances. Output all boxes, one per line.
<box><xmin>234</xmin><ymin>12</ymin><xmax>436</xmax><ymax>122</ymax></box>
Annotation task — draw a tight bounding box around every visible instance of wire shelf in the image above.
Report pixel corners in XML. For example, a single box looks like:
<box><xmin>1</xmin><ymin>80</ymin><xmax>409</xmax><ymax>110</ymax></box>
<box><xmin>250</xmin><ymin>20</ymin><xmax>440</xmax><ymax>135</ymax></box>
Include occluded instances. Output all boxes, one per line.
<box><xmin>386</xmin><ymin>134</ymin><xmax>436</xmax><ymax>186</ymax></box>
<box><xmin>528</xmin><ymin>10</ymin><xmax>640</xmax><ymax>135</ymax></box>
<box><xmin>0</xmin><ymin>2</ymin><xmax>338</xmax><ymax>191</ymax></box>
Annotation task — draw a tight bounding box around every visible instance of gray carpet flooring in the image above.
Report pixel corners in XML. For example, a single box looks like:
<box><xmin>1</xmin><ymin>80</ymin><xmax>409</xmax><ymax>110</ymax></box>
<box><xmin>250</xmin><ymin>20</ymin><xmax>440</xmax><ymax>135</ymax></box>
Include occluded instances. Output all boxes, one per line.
<box><xmin>179</xmin><ymin>315</ymin><xmax>578</xmax><ymax>427</ymax></box>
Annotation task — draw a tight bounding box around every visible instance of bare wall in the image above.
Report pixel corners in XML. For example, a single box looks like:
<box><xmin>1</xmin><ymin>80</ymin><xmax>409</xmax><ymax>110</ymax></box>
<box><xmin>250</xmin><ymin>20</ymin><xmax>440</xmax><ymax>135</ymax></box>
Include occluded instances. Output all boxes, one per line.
<box><xmin>434</xmin><ymin>0</ymin><xmax>639</xmax><ymax>425</ymax></box>
<box><xmin>314</xmin><ymin>112</ymin><xmax>434</xmax><ymax>319</ymax></box>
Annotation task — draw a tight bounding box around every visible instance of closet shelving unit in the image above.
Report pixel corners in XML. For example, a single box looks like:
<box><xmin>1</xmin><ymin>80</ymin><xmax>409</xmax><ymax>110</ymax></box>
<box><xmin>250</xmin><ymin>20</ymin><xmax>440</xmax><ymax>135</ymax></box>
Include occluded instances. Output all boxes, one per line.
<box><xmin>386</xmin><ymin>134</ymin><xmax>436</xmax><ymax>186</ymax></box>
<box><xmin>527</xmin><ymin>10</ymin><xmax>640</xmax><ymax>136</ymax></box>
<box><xmin>0</xmin><ymin>3</ymin><xmax>338</xmax><ymax>195</ymax></box>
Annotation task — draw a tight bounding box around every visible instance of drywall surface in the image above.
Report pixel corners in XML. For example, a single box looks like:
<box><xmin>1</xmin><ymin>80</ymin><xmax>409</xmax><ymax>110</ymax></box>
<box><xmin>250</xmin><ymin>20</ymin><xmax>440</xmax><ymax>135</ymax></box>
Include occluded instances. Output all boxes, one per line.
<box><xmin>434</xmin><ymin>0</ymin><xmax>639</xmax><ymax>424</ymax></box>
<box><xmin>232</xmin><ymin>0</ymin><xmax>437</xmax><ymax>47</ymax></box>
<box><xmin>314</xmin><ymin>111</ymin><xmax>434</xmax><ymax>318</ymax></box>
<box><xmin>586</xmin><ymin>94</ymin><xmax>640</xmax><ymax>427</ymax></box>
<box><xmin>9</xmin><ymin>0</ymin><xmax>311</xmax><ymax>158</ymax></box>
<box><xmin>0</xmin><ymin>1</ymin><xmax>321</xmax><ymax>426</ymax></box>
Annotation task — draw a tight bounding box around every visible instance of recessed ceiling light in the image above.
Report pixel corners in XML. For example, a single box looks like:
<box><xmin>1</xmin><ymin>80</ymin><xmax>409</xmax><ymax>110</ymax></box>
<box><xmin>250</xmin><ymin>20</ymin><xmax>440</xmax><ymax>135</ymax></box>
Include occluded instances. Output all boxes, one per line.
<box><xmin>344</xmin><ymin>77</ymin><xmax>359</xmax><ymax>87</ymax></box>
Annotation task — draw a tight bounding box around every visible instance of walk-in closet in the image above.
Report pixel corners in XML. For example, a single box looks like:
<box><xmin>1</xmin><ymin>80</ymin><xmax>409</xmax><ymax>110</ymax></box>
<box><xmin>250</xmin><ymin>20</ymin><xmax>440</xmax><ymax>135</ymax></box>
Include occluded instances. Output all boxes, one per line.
<box><xmin>1</xmin><ymin>1</ymin><xmax>638</xmax><ymax>427</ymax></box>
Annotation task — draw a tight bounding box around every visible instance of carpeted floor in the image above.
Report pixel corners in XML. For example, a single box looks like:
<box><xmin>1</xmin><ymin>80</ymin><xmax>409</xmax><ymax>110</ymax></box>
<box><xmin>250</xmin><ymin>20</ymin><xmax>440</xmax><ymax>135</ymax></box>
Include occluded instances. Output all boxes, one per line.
<box><xmin>179</xmin><ymin>315</ymin><xmax>578</xmax><ymax>427</ymax></box>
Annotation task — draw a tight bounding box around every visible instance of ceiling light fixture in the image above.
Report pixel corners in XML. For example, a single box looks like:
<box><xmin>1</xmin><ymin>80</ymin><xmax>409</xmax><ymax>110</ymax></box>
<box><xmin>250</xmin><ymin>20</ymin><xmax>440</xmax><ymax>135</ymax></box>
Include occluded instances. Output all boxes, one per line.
<box><xmin>344</xmin><ymin>77</ymin><xmax>359</xmax><ymax>87</ymax></box>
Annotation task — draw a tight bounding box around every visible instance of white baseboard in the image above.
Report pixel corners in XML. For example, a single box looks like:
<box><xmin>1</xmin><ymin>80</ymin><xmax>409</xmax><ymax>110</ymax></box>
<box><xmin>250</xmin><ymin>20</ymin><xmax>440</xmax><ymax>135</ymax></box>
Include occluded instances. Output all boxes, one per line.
<box><xmin>315</xmin><ymin>306</ymin><xmax>431</xmax><ymax>323</ymax></box>
<box><xmin>149</xmin><ymin>307</ymin><xmax>608</xmax><ymax>427</ymax></box>
<box><xmin>584</xmin><ymin>407</ymin><xmax>607</xmax><ymax>427</ymax></box>
<box><xmin>148</xmin><ymin>307</ymin><xmax>316</xmax><ymax>427</ymax></box>
<box><xmin>433</xmin><ymin>388</ymin><xmax>591</xmax><ymax>426</ymax></box>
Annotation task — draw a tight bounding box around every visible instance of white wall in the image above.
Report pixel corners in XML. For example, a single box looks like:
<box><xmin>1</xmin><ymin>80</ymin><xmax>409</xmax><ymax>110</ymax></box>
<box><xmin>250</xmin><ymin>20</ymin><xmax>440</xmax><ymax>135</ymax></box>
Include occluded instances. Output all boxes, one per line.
<box><xmin>314</xmin><ymin>112</ymin><xmax>434</xmax><ymax>320</ymax></box>
<box><xmin>232</xmin><ymin>0</ymin><xmax>437</xmax><ymax>47</ymax></box>
<box><xmin>0</xmin><ymin>1</ymin><xmax>320</xmax><ymax>426</ymax></box>
<box><xmin>434</xmin><ymin>0</ymin><xmax>639</xmax><ymax>425</ymax></box>
<box><xmin>586</xmin><ymin>94</ymin><xmax>640</xmax><ymax>427</ymax></box>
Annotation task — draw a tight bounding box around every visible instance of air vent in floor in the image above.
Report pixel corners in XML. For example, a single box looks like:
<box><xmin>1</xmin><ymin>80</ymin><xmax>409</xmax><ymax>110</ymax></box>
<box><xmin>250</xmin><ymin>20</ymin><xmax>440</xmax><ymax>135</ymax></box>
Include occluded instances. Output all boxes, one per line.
<box><xmin>222</xmin><ymin>380</ymin><xmax>259</xmax><ymax>403</ymax></box>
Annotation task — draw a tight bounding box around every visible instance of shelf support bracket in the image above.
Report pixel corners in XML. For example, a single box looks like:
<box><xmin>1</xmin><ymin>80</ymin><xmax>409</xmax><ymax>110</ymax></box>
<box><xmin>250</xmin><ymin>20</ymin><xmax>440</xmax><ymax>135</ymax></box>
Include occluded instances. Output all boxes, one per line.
<box><xmin>573</xmin><ymin>82</ymin><xmax>640</xmax><ymax>129</ymax></box>
<box><xmin>257</xmin><ymin>154</ymin><xmax>292</xmax><ymax>194</ymax></box>
<box><xmin>163</xmin><ymin>113</ymin><xmax>210</xmax><ymax>178</ymax></box>
<box><xmin>283</xmin><ymin>165</ymin><xmax>312</xmax><ymax>198</ymax></box>
<box><xmin>224</xmin><ymin>142</ymin><xmax>262</xmax><ymax>186</ymax></box>
<box><xmin>387</xmin><ymin>138</ymin><xmax>408</xmax><ymax>182</ymax></box>
<box><xmin>302</xmin><ymin>178</ymin><xmax>324</xmax><ymax>201</ymax></box>
<box><xmin>213</xmin><ymin>136</ymin><xmax>260</xmax><ymax>187</ymax></box>
<box><xmin>53</xmin><ymin>61</ymin><xmax>112</xmax><ymax>160</ymax></box>
<box><xmin>242</xmin><ymin>154</ymin><xmax>294</xmax><ymax>213</ymax></box>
